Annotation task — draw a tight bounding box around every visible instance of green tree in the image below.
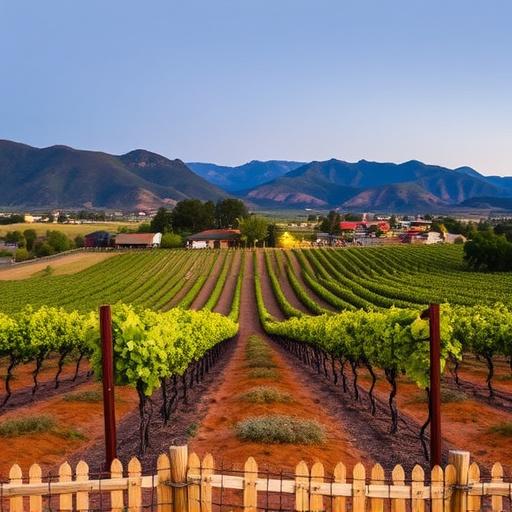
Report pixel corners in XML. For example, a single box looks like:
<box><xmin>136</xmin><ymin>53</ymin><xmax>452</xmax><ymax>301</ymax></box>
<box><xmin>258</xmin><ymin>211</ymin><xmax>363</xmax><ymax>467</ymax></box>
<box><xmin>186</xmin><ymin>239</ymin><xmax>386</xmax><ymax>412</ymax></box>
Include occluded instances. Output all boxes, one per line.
<box><xmin>239</xmin><ymin>216</ymin><xmax>269</xmax><ymax>247</ymax></box>
<box><xmin>367</xmin><ymin>225</ymin><xmax>384</xmax><ymax>237</ymax></box>
<box><xmin>46</xmin><ymin>230</ymin><xmax>71</xmax><ymax>253</ymax></box>
<box><xmin>150</xmin><ymin>207</ymin><xmax>173</xmax><ymax>233</ymax></box>
<box><xmin>172</xmin><ymin>199</ymin><xmax>215</xmax><ymax>234</ymax></box>
<box><xmin>266</xmin><ymin>223</ymin><xmax>279</xmax><ymax>248</ymax></box>
<box><xmin>318</xmin><ymin>211</ymin><xmax>341</xmax><ymax>235</ymax></box>
<box><xmin>137</xmin><ymin>221</ymin><xmax>152</xmax><ymax>233</ymax></box>
<box><xmin>464</xmin><ymin>230</ymin><xmax>512</xmax><ymax>271</ymax></box>
<box><xmin>0</xmin><ymin>214</ymin><xmax>24</xmax><ymax>225</ymax></box>
<box><xmin>74</xmin><ymin>234</ymin><xmax>85</xmax><ymax>248</ymax></box>
<box><xmin>494</xmin><ymin>222</ymin><xmax>512</xmax><ymax>243</ymax></box>
<box><xmin>14</xmin><ymin>248</ymin><xmax>29</xmax><ymax>261</ymax></box>
<box><xmin>34</xmin><ymin>242</ymin><xmax>54</xmax><ymax>257</ymax></box>
<box><xmin>4</xmin><ymin>230</ymin><xmax>26</xmax><ymax>248</ymax></box>
<box><xmin>161</xmin><ymin>233</ymin><xmax>183</xmax><ymax>248</ymax></box>
<box><xmin>23</xmin><ymin>229</ymin><xmax>37</xmax><ymax>251</ymax></box>
<box><xmin>204</xmin><ymin>200</ymin><xmax>216</xmax><ymax>228</ymax></box>
<box><xmin>342</xmin><ymin>213</ymin><xmax>362</xmax><ymax>222</ymax></box>
<box><xmin>430</xmin><ymin>220</ymin><xmax>446</xmax><ymax>234</ymax></box>
<box><xmin>215</xmin><ymin>199</ymin><xmax>249</xmax><ymax>228</ymax></box>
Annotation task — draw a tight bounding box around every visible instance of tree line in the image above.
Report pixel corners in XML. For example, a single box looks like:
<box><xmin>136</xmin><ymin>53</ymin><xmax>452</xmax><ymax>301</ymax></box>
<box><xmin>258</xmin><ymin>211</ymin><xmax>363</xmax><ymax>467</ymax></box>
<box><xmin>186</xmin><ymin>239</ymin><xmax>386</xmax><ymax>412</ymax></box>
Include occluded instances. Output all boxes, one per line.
<box><xmin>1</xmin><ymin>228</ymin><xmax>79</xmax><ymax>262</ymax></box>
<box><xmin>143</xmin><ymin>198</ymin><xmax>272</xmax><ymax>248</ymax></box>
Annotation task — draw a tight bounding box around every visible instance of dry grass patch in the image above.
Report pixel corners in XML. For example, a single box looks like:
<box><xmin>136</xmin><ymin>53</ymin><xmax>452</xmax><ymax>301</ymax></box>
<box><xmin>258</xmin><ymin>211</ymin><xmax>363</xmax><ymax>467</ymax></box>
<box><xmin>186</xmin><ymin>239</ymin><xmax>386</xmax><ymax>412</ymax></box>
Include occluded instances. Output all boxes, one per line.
<box><xmin>239</xmin><ymin>386</ymin><xmax>293</xmax><ymax>404</ymax></box>
<box><xmin>235</xmin><ymin>415</ymin><xmax>326</xmax><ymax>445</ymax></box>
<box><xmin>488</xmin><ymin>422</ymin><xmax>512</xmax><ymax>436</ymax></box>
<box><xmin>248</xmin><ymin>368</ymin><xmax>282</xmax><ymax>380</ymax></box>
<box><xmin>0</xmin><ymin>415</ymin><xmax>58</xmax><ymax>437</ymax></box>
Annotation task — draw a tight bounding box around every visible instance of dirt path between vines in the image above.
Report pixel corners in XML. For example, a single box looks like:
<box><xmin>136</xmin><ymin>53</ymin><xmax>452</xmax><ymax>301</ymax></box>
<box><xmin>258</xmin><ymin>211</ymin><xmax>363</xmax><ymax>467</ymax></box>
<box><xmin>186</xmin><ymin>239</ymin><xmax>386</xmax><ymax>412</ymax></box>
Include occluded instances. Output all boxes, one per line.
<box><xmin>186</xmin><ymin>252</ymin><xmax>433</xmax><ymax>474</ymax></box>
<box><xmin>187</xmin><ymin>252</ymin><xmax>371</xmax><ymax>472</ymax></box>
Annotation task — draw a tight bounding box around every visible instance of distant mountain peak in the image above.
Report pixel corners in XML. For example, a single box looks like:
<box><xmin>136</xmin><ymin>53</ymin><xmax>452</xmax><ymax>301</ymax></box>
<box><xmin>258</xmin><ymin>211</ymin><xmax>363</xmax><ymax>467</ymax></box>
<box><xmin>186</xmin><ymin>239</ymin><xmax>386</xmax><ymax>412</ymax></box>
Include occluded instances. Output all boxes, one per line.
<box><xmin>121</xmin><ymin>149</ymin><xmax>183</xmax><ymax>168</ymax></box>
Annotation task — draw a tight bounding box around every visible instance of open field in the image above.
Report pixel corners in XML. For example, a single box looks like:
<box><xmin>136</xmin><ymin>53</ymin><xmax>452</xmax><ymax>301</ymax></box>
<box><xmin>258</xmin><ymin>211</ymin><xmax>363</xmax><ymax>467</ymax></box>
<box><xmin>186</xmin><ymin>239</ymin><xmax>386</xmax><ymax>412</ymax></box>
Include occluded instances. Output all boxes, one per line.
<box><xmin>0</xmin><ymin>251</ymin><xmax>119</xmax><ymax>280</ymax></box>
<box><xmin>0</xmin><ymin>245</ymin><xmax>511</xmax><ymax>479</ymax></box>
<box><xmin>0</xmin><ymin>221</ymin><xmax>141</xmax><ymax>238</ymax></box>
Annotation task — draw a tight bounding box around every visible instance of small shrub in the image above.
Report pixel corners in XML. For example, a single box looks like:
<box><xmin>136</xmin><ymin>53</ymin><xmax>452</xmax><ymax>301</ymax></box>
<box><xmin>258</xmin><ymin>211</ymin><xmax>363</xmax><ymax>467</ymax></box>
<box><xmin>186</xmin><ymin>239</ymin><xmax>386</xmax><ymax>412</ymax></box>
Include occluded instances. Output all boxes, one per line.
<box><xmin>246</xmin><ymin>335</ymin><xmax>278</xmax><ymax>369</ymax></box>
<box><xmin>239</xmin><ymin>386</ymin><xmax>292</xmax><ymax>404</ymax></box>
<box><xmin>246</xmin><ymin>359</ymin><xmax>278</xmax><ymax>369</ymax></box>
<box><xmin>235</xmin><ymin>415</ymin><xmax>325</xmax><ymax>445</ymax></box>
<box><xmin>186</xmin><ymin>423</ymin><xmax>198</xmax><ymax>438</ymax></box>
<box><xmin>495</xmin><ymin>374</ymin><xmax>512</xmax><ymax>382</ymax></box>
<box><xmin>488</xmin><ymin>422</ymin><xmax>512</xmax><ymax>436</ymax></box>
<box><xmin>63</xmin><ymin>389</ymin><xmax>103</xmax><ymax>403</ymax></box>
<box><xmin>441</xmin><ymin>388</ymin><xmax>468</xmax><ymax>403</ymax></box>
<box><xmin>409</xmin><ymin>387</ymin><xmax>468</xmax><ymax>404</ymax></box>
<box><xmin>0</xmin><ymin>415</ymin><xmax>57</xmax><ymax>437</ymax></box>
<box><xmin>63</xmin><ymin>388</ymin><xmax>122</xmax><ymax>403</ymax></box>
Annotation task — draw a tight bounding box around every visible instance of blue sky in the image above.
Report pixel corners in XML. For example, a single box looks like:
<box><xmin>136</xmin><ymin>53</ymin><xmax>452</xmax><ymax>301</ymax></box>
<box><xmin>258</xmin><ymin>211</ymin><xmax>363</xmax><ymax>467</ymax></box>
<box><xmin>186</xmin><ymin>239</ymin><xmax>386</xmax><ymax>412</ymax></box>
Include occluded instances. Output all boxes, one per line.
<box><xmin>1</xmin><ymin>1</ymin><xmax>511</xmax><ymax>176</ymax></box>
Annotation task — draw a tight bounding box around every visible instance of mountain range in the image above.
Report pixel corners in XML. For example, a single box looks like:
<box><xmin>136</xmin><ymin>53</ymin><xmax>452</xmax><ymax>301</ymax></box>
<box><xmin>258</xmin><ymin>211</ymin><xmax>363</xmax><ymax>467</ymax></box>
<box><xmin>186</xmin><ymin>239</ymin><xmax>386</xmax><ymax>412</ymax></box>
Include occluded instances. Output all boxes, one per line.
<box><xmin>1</xmin><ymin>139</ymin><xmax>512</xmax><ymax>214</ymax></box>
<box><xmin>0</xmin><ymin>140</ymin><xmax>228</xmax><ymax>211</ymax></box>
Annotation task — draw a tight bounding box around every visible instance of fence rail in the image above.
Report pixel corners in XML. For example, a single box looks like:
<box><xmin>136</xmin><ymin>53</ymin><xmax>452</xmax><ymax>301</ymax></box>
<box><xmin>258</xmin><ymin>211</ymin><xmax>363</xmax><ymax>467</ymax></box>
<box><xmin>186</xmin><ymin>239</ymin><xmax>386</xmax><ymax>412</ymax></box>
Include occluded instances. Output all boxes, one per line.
<box><xmin>1</xmin><ymin>447</ymin><xmax>510</xmax><ymax>512</ymax></box>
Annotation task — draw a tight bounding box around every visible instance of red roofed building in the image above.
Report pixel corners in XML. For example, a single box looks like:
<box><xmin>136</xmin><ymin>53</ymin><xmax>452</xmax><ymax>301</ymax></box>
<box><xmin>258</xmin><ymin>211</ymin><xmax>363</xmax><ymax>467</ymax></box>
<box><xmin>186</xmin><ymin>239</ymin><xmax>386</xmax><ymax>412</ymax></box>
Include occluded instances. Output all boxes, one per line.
<box><xmin>186</xmin><ymin>229</ymin><xmax>241</xmax><ymax>249</ymax></box>
<box><xmin>115</xmin><ymin>233</ymin><xmax>162</xmax><ymax>248</ymax></box>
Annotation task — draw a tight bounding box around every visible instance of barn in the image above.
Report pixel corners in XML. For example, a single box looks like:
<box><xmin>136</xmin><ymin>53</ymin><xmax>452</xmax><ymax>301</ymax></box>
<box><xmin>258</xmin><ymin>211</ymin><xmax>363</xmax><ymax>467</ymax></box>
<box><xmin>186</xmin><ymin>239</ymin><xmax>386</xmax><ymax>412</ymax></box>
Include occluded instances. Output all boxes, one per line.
<box><xmin>84</xmin><ymin>231</ymin><xmax>114</xmax><ymax>248</ymax></box>
<box><xmin>186</xmin><ymin>229</ymin><xmax>241</xmax><ymax>249</ymax></box>
<box><xmin>114</xmin><ymin>233</ymin><xmax>162</xmax><ymax>248</ymax></box>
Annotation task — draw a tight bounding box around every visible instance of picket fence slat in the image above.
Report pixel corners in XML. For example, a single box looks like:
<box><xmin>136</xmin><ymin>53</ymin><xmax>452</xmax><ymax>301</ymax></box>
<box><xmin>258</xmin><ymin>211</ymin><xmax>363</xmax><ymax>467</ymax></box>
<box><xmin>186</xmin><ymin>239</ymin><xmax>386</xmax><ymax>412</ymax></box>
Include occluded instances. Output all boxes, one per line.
<box><xmin>4</xmin><ymin>447</ymin><xmax>512</xmax><ymax>512</ymax></box>
<box><xmin>28</xmin><ymin>463</ymin><xmax>42</xmax><ymax>512</ymax></box>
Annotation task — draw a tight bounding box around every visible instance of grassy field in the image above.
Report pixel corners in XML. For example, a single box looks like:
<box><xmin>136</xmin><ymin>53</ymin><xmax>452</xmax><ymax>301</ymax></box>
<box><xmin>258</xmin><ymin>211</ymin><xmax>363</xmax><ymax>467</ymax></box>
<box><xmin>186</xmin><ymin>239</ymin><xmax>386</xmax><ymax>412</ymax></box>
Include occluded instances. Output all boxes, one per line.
<box><xmin>0</xmin><ymin>221</ymin><xmax>142</xmax><ymax>238</ymax></box>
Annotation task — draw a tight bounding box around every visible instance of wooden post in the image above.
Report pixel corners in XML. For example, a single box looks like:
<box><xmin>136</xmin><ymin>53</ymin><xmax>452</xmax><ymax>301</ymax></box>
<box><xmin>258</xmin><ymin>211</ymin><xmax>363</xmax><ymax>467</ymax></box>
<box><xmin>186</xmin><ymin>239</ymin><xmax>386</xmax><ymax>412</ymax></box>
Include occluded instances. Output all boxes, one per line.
<box><xmin>411</xmin><ymin>465</ymin><xmax>425</xmax><ymax>512</ymax></box>
<box><xmin>111</xmin><ymin>459</ymin><xmax>125</xmax><ymax>512</ymax></box>
<box><xmin>9</xmin><ymin>464</ymin><xmax>22</xmax><ymax>512</ymax></box>
<box><xmin>201</xmin><ymin>454</ymin><xmax>214</xmax><ymax>512</ymax></box>
<box><xmin>244</xmin><ymin>457</ymin><xmax>258</xmax><ymax>512</ymax></box>
<box><xmin>391</xmin><ymin>465</ymin><xmax>405</xmax><ymax>512</ymax></box>
<box><xmin>128</xmin><ymin>457</ymin><xmax>143</xmax><ymax>512</ymax></box>
<box><xmin>100</xmin><ymin>304</ymin><xmax>117</xmax><ymax>469</ymax></box>
<box><xmin>491</xmin><ymin>462</ymin><xmax>503</xmax><ymax>512</ymax></box>
<box><xmin>421</xmin><ymin>303</ymin><xmax>442</xmax><ymax>468</ymax></box>
<box><xmin>170</xmin><ymin>445</ymin><xmax>189</xmax><ymax>512</ymax></box>
<box><xmin>59</xmin><ymin>462</ymin><xmax>73</xmax><ymax>512</ymax></box>
<box><xmin>370</xmin><ymin>464</ymin><xmax>384</xmax><ymax>512</ymax></box>
<box><xmin>295</xmin><ymin>461</ymin><xmax>309</xmax><ymax>512</ymax></box>
<box><xmin>332</xmin><ymin>461</ymin><xmax>347</xmax><ymax>512</ymax></box>
<box><xmin>310</xmin><ymin>462</ymin><xmax>325</xmax><ymax>512</ymax></box>
<box><xmin>158</xmin><ymin>453</ymin><xmax>172</xmax><ymax>512</ymax></box>
<box><xmin>430</xmin><ymin>465</ymin><xmax>444</xmax><ymax>512</ymax></box>
<box><xmin>76</xmin><ymin>460</ymin><xmax>90</xmax><ymax>512</ymax></box>
<box><xmin>448</xmin><ymin>450</ymin><xmax>470</xmax><ymax>512</ymax></box>
<box><xmin>429</xmin><ymin>303</ymin><xmax>442</xmax><ymax>468</ymax></box>
<box><xmin>352</xmin><ymin>463</ymin><xmax>366</xmax><ymax>512</ymax></box>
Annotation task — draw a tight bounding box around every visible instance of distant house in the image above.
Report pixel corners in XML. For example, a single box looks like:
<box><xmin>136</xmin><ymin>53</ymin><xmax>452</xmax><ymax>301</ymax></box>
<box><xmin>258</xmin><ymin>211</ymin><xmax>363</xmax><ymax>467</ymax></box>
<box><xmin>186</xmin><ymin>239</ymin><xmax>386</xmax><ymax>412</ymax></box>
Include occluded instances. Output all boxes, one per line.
<box><xmin>339</xmin><ymin>221</ymin><xmax>391</xmax><ymax>234</ymax></box>
<box><xmin>186</xmin><ymin>229</ymin><xmax>241</xmax><ymax>249</ymax></box>
<box><xmin>399</xmin><ymin>219</ymin><xmax>432</xmax><ymax>231</ymax></box>
<box><xmin>115</xmin><ymin>233</ymin><xmax>162</xmax><ymax>248</ymax></box>
<box><xmin>84</xmin><ymin>230</ymin><xmax>114</xmax><ymax>248</ymax></box>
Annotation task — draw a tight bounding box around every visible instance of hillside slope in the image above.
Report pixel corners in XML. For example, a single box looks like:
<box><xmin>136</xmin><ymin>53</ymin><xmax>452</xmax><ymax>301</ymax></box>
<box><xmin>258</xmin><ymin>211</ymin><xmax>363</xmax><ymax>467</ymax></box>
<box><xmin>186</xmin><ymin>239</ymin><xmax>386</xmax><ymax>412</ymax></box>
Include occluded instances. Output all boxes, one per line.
<box><xmin>0</xmin><ymin>140</ymin><xmax>229</xmax><ymax>210</ymax></box>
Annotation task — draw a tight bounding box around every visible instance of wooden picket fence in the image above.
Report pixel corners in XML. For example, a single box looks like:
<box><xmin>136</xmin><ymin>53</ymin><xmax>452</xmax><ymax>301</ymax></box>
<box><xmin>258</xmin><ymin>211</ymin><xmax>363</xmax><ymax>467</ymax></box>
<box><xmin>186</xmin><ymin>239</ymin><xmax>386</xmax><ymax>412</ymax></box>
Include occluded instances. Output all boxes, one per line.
<box><xmin>1</xmin><ymin>446</ymin><xmax>511</xmax><ymax>512</ymax></box>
